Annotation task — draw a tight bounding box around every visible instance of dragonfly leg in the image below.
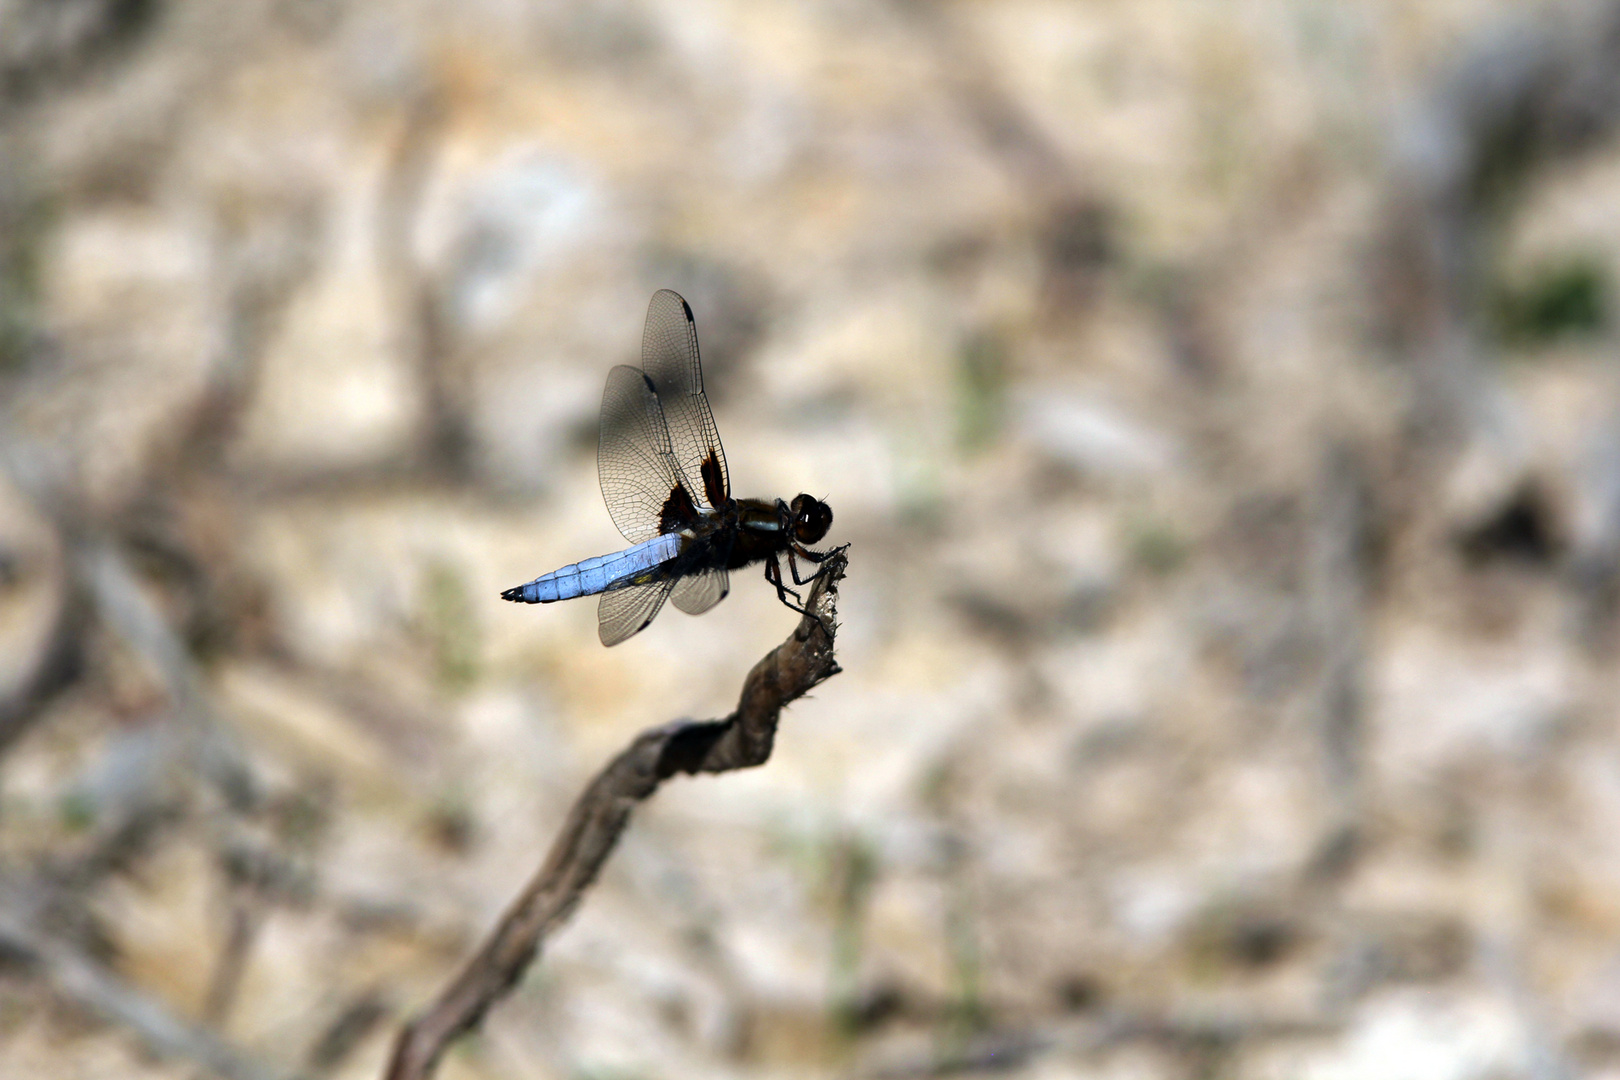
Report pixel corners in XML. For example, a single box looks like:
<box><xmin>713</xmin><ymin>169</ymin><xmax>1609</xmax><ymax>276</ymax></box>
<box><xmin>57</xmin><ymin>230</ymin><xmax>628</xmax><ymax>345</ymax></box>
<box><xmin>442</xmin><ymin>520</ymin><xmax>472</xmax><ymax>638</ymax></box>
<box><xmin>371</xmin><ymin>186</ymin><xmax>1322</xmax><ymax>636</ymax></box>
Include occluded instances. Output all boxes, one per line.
<box><xmin>767</xmin><ymin>552</ymin><xmax>835</xmax><ymax>638</ymax></box>
<box><xmin>765</xmin><ymin>553</ymin><xmax>806</xmax><ymax>610</ymax></box>
<box><xmin>786</xmin><ymin>545</ymin><xmax>829</xmax><ymax>586</ymax></box>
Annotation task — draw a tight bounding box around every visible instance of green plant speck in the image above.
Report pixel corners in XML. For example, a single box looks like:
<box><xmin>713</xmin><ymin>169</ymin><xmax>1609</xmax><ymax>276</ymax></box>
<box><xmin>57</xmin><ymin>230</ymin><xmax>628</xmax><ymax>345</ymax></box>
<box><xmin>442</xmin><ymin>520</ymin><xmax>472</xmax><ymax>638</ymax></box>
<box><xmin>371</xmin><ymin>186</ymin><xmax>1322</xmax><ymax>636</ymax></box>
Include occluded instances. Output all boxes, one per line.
<box><xmin>1127</xmin><ymin>517</ymin><xmax>1188</xmax><ymax>575</ymax></box>
<box><xmin>1491</xmin><ymin>254</ymin><xmax>1609</xmax><ymax>347</ymax></box>
<box><xmin>419</xmin><ymin>560</ymin><xmax>480</xmax><ymax>691</ymax></box>
<box><xmin>955</xmin><ymin>329</ymin><xmax>1008</xmax><ymax>452</ymax></box>
<box><xmin>58</xmin><ymin>792</ymin><xmax>95</xmax><ymax>832</ymax></box>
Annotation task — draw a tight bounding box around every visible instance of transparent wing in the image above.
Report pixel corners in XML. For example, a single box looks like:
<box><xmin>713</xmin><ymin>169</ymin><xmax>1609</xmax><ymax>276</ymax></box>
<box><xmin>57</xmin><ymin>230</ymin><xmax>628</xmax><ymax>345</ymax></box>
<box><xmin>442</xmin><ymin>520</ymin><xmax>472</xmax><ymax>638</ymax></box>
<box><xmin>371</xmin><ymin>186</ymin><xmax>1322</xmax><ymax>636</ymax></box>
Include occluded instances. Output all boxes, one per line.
<box><xmin>642</xmin><ymin>289</ymin><xmax>730</xmax><ymax>510</ymax></box>
<box><xmin>598</xmin><ymin>579</ymin><xmax>675</xmax><ymax>646</ymax></box>
<box><xmin>598</xmin><ymin>364</ymin><xmax>697</xmax><ymax>544</ymax></box>
<box><xmin>670</xmin><ymin>568</ymin><xmax>730</xmax><ymax>616</ymax></box>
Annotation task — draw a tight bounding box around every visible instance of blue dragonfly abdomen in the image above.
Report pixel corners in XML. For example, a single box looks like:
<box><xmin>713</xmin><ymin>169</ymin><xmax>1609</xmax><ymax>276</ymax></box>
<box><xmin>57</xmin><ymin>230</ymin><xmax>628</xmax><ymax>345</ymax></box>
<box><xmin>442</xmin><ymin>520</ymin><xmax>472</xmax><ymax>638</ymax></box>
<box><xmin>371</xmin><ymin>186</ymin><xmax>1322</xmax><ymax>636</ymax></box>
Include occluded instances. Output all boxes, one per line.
<box><xmin>503</xmin><ymin>532</ymin><xmax>682</xmax><ymax>604</ymax></box>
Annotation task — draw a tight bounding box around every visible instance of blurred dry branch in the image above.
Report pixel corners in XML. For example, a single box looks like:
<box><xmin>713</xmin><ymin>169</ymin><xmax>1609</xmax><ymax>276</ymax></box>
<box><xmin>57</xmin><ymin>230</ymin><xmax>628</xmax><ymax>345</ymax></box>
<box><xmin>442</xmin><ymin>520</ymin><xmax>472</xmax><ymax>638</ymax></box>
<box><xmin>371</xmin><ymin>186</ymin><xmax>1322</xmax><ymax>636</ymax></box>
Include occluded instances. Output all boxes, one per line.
<box><xmin>176</xmin><ymin>192</ymin><xmax>324</xmax><ymax>476</ymax></box>
<box><xmin>1303</xmin><ymin>442</ymin><xmax>1372</xmax><ymax>876</ymax></box>
<box><xmin>0</xmin><ymin>552</ymin><xmax>87</xmax><ymax>754</ymax></box>
<box><xmin>383</xmin><ymin>548</ymin><xmax>849</xmax><ymax>1080</ymax></box>
<box><xmin>377</xmin><ymin>90</ymin><xmax>468</xmax><ymax>481</ymax></box>
<box><xmin>894</xmin><ymin>0</ymin><xmax>1113</xmax><ymax>317</ymax></box>
<box><xmin>1373</xmin><ymin>0</ymin><xmax>1620</xmax><ymax>643</ymax></box>
<box><xmin>0</xmin><ymin>902</ymin><xmax>286</xmax><ymax>1080</ymax></box>
<box><xmin>0</xmin><ymin>0</ymin><xmax>159</xmax><ymax>111</ymax></box>
<box><xmin>852</xmin><ymin>1003</ymin><xmax>1344</xmax><ymax>1080</ymax></box>
<box><xmin>1381</xmin><ymin>0</ymin><xmax>1620</xmax><ymax>441</ymax></box>
<box><xmin>87</xmin><ymin>540</ymin><xmax>258</xmax><ymax>807</ymax></box>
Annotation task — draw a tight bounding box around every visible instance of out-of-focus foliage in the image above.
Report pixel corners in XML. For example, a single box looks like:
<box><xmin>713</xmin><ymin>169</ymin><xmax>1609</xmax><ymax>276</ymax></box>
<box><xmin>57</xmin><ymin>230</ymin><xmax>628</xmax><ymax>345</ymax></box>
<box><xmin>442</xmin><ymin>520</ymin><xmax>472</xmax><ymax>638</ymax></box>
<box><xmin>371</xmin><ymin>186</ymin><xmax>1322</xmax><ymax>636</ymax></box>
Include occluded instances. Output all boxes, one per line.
<box><xmin>1491</xmin><ymin>254</ymin><xmax>1609</xmax><ymax>346</ymax></box>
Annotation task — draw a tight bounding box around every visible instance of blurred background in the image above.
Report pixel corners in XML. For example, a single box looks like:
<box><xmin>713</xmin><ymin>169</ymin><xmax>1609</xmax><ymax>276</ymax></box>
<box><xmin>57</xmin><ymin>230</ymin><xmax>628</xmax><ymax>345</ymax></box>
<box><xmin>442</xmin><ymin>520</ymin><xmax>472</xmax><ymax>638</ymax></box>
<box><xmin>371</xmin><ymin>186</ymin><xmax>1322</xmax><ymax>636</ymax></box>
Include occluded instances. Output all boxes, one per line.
<box><xmin>4</xmin><ymin>0</ymin><xmax>1620</xmax><ymax>1078</ymax></box>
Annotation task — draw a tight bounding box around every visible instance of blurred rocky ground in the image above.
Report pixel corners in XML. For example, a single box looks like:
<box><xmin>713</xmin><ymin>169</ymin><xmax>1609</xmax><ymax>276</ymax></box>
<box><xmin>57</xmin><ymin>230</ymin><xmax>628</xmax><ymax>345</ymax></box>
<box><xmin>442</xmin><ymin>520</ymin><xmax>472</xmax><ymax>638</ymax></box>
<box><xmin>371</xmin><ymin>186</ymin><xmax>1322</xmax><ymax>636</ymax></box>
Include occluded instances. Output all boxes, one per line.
<box><xmin>4</xmin><ymin>0</ymin><xmax>1620</xmax><ymax>1078</ymax></box>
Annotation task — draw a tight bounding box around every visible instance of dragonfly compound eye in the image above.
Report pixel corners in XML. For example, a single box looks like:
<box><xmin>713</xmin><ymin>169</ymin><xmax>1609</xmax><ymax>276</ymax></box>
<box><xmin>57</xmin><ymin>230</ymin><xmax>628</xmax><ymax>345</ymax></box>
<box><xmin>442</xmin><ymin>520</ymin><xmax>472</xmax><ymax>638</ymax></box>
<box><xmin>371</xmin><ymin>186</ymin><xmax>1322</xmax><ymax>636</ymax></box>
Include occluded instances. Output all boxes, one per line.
<box><xmin>793</xmin><ymin>497</ymin><xmax>832</xmax><ymax>544</ymax></box>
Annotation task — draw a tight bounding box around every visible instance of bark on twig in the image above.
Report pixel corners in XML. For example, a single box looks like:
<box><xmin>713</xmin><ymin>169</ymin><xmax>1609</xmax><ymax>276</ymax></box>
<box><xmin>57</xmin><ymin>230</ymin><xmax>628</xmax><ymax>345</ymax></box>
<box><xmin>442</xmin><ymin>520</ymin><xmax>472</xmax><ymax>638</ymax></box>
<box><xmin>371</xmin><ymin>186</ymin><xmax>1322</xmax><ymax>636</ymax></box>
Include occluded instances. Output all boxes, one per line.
<box><xmin>383</xmin><ymin>548</ymin><xmax>849</xmax><ymax>1080</ymax></box>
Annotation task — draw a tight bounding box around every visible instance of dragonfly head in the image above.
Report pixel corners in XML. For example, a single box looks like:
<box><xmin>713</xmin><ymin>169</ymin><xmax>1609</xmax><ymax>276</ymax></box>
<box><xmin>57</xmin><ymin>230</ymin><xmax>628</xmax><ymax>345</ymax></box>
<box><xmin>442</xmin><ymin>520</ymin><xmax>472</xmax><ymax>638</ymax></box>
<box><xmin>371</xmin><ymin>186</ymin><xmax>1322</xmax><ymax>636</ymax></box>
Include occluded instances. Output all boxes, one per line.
<box><xmin>789</xmin><ymin>494</ymin><xmax>833</xmax><ymax>545</ymax></box>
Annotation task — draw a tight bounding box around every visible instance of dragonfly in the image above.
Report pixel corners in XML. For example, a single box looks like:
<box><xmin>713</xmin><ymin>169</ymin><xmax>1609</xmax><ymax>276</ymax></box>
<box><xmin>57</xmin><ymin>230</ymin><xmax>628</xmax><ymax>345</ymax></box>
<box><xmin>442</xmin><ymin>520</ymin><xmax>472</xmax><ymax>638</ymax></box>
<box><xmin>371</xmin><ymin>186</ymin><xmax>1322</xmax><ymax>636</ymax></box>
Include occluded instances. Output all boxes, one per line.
<box><xmin>502</xmin><ymin>289</ymin><xmax>835</xmax><ymax>646</ymax></box>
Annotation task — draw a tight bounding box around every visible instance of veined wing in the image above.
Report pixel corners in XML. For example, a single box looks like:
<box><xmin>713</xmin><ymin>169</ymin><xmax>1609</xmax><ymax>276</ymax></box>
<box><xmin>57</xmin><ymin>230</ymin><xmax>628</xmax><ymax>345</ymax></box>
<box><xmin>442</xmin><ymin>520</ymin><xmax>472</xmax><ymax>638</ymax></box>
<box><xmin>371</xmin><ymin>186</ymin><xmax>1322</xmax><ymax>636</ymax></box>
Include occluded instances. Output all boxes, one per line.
<box><xmin>642</xmin><ymin>289</ymin><xmax>730</xmax><ymax>510</ymax></box>
<box><xmin>670</xmin><ymin>567</ymin><xmax>729</xmax><ymax>615</ymax></box>
<box><xmin>599</xmin><ymin>578</ymin><xmax>675</xmax><ymax>646</ymax></box>
<box><xmin>598</xmin><ymin>364</ymin><xmax>701</xmax><ymax>544</ymax></box>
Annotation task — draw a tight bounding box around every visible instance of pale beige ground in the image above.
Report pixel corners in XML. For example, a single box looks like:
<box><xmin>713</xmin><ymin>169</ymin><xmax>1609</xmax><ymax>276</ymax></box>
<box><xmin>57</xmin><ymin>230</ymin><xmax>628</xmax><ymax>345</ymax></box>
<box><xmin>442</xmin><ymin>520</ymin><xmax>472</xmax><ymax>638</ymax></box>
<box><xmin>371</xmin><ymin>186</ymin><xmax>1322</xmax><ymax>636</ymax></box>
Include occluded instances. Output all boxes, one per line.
<box><xmin>3</xmin><ymin>1</ymin><xmax>1620</xmax><ymax>1079</ymax></box>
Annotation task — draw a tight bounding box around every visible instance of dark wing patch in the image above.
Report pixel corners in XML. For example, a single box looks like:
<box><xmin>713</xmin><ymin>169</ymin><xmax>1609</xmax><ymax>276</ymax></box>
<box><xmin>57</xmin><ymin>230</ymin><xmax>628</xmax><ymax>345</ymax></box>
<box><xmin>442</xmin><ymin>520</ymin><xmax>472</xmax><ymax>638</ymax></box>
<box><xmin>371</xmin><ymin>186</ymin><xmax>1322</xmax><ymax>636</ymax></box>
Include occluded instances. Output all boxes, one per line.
<box><xmin>598</xmin><ymin>579</ymin><xmax>675</xmax><ymax>646</ymax></box>
<box><xmin>641</xmin><ymin>290</ymin><xmax>730</xmax><ymax>509</ymax></box>
<box><xmin>700</xmin><ymin>450</ymin><xmax>727</xmax><ymax>510</ymax></box>
<box><xmin>670</xmin><ymin>568</ymin><xmax>730</xmax><ymax>616</ymax></box>
<box><xmin>659</xmin><ymin>483</ymin><xmax>699</xmax><ymax>535</ymax></box>
<box><xmin>598</xmin><ymin>365</ymin><xmax>694</xmax><ymax>544</ymax></box>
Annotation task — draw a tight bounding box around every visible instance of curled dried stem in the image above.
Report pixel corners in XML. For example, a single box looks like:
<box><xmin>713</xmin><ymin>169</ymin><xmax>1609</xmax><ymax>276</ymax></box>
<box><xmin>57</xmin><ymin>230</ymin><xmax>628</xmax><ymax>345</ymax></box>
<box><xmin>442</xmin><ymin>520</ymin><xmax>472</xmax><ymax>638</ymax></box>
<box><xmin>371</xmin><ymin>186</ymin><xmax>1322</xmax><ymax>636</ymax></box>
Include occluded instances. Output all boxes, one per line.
<box><xmin>383</xmin><ymin>547</ymin><xmax>850</xmax><ymax>1080</ymax></box>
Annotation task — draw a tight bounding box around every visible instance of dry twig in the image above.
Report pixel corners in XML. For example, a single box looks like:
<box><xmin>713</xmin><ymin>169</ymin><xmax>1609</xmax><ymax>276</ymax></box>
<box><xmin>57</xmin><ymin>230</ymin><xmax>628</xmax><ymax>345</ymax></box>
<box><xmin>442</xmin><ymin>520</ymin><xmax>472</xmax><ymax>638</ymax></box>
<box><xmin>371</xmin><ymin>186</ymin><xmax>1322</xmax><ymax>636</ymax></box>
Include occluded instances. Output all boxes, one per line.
<box><xmin>383</xmin><ymin>548</ymin><xmax>849</xmax><ymax>1080</ymax></box>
